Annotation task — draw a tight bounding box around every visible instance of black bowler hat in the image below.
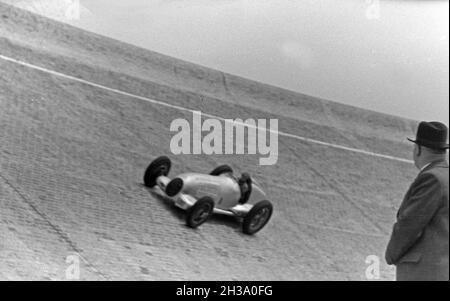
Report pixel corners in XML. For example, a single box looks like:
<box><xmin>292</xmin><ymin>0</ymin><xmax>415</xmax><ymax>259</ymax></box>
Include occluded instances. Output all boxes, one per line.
<box><xmin>408</xmin><ymin>121</ymin><xmax>449</xmax><ymax>150</ymax></box>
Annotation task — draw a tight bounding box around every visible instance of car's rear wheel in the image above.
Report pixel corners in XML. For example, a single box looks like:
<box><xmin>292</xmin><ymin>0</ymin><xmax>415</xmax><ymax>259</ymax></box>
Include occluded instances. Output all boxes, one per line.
<box><xmin>242</xmin><ymin>200</ymin><xmax>273</xmax><ymax>235</ymax></box>
<box><xmin>210</xmin><ymin>165</ymin><xmax>233</xmax><ymax>176</ymax></box>
<box><xmin>186</xmin><ymin>197</ymin><xmax>214</xmax><ymax>228</ymax></box>
<box><xmin>143</xmin><ymin>156</ymin><xmax>171</xmax><ymax>188</ymax></box>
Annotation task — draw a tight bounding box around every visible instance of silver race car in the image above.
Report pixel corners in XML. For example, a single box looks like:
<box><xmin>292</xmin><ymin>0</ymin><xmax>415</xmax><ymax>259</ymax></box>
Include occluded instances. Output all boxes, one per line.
<box><xmin>143</xmin><ymin>156</ymin><xmax>273</xmax><ymax>235</ymax></box>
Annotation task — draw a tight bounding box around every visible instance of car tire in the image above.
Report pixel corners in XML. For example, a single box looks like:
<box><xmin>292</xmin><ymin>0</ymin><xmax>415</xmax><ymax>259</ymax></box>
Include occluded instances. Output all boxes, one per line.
<box><xmin>210</xmin><ymin>165</ymin><xmax>233</xmax><ymax>176</ymax></box>
<box><xmin>143</xmin><ymin>156</ymin><xmax>171</xmax><ymax>188</ymax></box>
<box><xmin>242</xmin><ymin>200</ymin><xmax>273</xmax><ymax>235</ymax></box>
<box><xmin>186</xmin><ymin>197</ymin><xmax>214</xmax><ymax>228</ymax></box>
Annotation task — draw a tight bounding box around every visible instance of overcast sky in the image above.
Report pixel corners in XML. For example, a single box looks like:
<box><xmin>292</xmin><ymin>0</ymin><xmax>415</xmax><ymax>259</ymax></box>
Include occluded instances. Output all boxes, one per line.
<box><xmin>6</xmin><ymin>0</ymin><xmax>449</xmax><ymax>124</ymax></box>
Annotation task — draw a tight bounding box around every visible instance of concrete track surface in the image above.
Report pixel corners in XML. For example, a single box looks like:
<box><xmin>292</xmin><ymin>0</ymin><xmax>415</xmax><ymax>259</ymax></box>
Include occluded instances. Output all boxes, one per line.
<box><xmin>0</xmin><ymin>3</ymin><xmax>419</xmax><ymax>280</ymax></box>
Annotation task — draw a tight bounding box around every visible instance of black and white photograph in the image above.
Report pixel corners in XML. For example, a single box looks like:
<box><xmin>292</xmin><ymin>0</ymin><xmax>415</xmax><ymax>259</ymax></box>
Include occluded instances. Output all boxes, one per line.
<box><xmin>0</xmin><ymin>0</ymin><xmax>448</xmax><ymax>285</ymax></box>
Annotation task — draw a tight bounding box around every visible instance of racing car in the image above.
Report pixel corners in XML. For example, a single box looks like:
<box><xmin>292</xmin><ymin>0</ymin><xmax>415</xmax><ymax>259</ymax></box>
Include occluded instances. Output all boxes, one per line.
<box><xmin>143</xmin><ymin>156</ymin><xmax>273</xmax><ymax>235</ymax></box>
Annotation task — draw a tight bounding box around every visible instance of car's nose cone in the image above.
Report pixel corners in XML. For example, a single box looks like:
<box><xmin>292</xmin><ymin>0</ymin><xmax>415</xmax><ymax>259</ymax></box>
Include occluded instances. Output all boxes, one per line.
<box><xmin>166</xmin><ymin>177</ymin><xmax>184</xmax><ymax>197</ymax></box>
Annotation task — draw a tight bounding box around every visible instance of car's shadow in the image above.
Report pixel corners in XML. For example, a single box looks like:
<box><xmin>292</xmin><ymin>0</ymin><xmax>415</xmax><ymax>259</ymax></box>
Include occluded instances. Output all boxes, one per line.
<box><xmin>140</xmin><ymin>183</ymin><xmax>243</xmax><ymax>233</ymax></box>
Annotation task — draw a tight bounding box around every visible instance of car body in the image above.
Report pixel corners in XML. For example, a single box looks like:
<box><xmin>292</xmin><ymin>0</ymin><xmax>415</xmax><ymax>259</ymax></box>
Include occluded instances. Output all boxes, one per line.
<box><xmin>144</xmin><ymin>156</ymin><xmax>273</xmax><ymax>235</ymax></box>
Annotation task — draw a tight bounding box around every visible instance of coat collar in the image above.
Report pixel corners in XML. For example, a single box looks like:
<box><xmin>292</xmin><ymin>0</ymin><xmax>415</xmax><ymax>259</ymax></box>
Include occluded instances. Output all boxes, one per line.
<box><xmin>419</xmin><ymin>159</ymin><xmax>449</xmax><ymax>174</ymax></box>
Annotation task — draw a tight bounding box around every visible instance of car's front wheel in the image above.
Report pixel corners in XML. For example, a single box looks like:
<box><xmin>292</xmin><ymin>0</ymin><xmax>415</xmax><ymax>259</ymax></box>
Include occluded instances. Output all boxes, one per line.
<box><xmin>186</xmin><ymin>197</ymin><xmax>214</xmax><ymax>228</ymax></box>
<box><xmin>242</xmin><ymin>200</ymin><xmax>273</xmax><ymax>235</ymax></box>
<box><xmin>143</xmin><ymin>156</ymin><xmax>171</xmax><ymax>188</ymax></box>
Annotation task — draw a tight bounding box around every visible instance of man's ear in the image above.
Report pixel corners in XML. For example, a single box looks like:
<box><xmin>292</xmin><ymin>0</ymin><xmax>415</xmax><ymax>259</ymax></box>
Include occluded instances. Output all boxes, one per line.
<box><xmin>416</xmin><ymin>145</ymin><xmax>422</xmax><ymax>157</ymax></box>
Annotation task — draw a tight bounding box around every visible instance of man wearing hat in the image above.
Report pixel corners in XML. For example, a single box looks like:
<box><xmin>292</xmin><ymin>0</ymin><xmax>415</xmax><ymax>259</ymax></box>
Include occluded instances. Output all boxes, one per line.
<box><xmin>385</xmin><ymin>121</ymin><xmax>449</xmax><ymax>281</ymax></box>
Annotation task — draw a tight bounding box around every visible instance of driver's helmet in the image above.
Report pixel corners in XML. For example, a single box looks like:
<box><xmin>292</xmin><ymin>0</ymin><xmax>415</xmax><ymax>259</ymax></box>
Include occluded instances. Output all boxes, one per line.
<box><xmin>238</xmin><ymin>172</ymin><xmax>251</xmax><ymax>194</ymax></box>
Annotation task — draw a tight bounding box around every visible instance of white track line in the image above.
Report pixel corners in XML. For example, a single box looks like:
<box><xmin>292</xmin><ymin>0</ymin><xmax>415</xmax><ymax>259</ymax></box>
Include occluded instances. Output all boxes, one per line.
<box><xmin>0</xmin><ymin>54</ymin><xmax>414</xmax><ymax>164</ymax></box>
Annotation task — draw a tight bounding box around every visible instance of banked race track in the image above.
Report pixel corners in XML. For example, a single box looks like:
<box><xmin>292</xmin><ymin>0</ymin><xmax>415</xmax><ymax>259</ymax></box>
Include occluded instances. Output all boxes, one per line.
<box><xmin>0</xmin><ymin>3</ymin><xmax>418</xmax><ymax>280</ymax></box>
